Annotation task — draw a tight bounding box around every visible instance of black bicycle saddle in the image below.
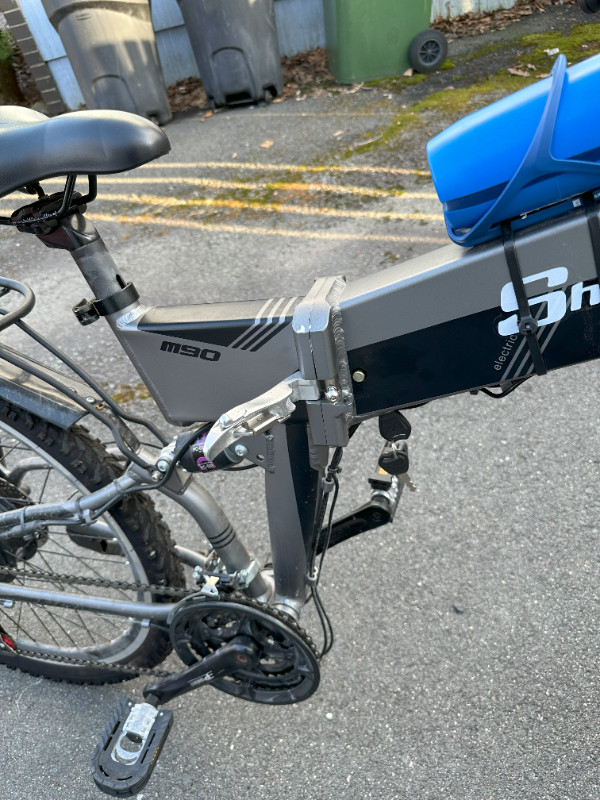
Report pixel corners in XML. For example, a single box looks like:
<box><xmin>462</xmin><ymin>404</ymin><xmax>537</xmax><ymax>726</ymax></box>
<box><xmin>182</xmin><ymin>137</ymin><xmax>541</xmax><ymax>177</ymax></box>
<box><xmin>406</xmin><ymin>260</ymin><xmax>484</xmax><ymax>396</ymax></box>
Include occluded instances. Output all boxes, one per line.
<box><xmin>0</xmin><ymin>106</ymin><xmax>170</xmax><ymax>198</ymax></box>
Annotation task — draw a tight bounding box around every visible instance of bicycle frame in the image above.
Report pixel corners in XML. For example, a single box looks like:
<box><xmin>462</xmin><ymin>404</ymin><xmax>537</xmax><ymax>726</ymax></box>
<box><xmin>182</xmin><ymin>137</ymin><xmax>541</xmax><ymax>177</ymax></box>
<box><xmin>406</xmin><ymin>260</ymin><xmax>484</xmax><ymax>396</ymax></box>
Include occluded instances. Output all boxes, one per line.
<box><xmin>0</xmin><ymin>187</ymin><xmax>598</xmax><ymax>627</ymax></box>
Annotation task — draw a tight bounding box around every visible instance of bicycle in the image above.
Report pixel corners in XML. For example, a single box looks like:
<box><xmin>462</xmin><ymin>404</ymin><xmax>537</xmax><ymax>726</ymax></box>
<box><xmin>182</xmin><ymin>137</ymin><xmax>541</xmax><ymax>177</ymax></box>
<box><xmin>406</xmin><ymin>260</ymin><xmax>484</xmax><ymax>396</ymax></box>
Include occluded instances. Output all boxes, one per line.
<box><xmin>0</xmin><ymin>51</ymin><xmax>598</xmax><ymax>797</ymax></box>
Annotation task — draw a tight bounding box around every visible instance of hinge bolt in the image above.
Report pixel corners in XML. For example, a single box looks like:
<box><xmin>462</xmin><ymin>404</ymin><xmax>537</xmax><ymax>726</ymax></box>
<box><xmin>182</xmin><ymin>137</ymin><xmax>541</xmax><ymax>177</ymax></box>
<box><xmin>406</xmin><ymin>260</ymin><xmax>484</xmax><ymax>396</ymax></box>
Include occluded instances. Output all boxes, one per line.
<box><xmin>324</xmin><ymin>386</ymin><xmax>340</xmax><ymax>403</ymax></box>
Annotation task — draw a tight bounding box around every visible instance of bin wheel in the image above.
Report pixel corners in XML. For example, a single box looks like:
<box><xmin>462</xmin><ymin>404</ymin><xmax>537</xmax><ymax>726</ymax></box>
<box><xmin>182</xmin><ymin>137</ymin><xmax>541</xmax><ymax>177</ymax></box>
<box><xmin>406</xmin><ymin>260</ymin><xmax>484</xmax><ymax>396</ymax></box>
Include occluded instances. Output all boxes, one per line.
<box><xmin>579</xmin><ymin>0</ymin><xmax>600</xmax><ymax>13</ymax></box>
<box><xmin>409</xmin><ymin>29</ymin><xmax>448</xmax><ymax>74</ymax></box>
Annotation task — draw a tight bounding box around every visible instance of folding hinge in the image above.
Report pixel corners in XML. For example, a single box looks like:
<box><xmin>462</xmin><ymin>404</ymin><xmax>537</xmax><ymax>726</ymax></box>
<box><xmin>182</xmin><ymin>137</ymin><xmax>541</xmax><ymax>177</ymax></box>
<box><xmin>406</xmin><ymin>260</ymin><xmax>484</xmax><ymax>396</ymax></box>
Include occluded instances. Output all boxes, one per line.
<box><xmin>291</xmin><ymin>275</ymin><xmax>354</xmax><ymax>446</ymax></box>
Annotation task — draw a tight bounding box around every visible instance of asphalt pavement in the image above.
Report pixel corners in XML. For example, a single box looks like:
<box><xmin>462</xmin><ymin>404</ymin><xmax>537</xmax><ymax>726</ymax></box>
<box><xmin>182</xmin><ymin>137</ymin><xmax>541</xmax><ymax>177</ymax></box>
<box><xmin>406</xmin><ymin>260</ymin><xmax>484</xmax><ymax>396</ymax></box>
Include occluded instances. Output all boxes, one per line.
<box><xmin>0</xmin><ymin>23</ymin><xmax>599</xmax><ymax>800</ymax></box>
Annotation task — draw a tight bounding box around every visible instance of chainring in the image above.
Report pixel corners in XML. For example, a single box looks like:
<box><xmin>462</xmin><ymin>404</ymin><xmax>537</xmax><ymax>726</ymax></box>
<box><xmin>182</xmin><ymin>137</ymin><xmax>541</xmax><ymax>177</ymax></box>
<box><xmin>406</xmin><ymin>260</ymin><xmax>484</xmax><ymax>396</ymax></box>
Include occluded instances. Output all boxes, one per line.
<box><xmin>169</xmin><ymin>593</ymin><xmax>320</xmax><ymax>705</ymax></box>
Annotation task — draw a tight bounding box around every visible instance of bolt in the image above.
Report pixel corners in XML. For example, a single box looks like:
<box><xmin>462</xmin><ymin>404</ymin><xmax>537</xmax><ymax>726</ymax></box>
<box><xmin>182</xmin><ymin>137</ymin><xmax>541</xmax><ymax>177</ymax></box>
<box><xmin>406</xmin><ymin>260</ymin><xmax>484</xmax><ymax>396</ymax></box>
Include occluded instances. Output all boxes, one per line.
<box><xmin>219</xmin><ymin>413</ymin><xmax>231</xmax><ymax>430</ymax></box>
<box><xmin>85</xmin><ymin>396</ymin><xmax>95</xmax><ymax>403</ymax></box>
<box><xmin>234</xmin><ymin>444</ymin><xmax>248</xmax><ymax>458</ymax></box>
<box><xmin>156</xmin><ymin>458</ymin><xmax>170</xmax><ymax>473</ymax></box>
<box><xmin>352</xmin><ymin>369</ymin><xmax>367</xmax><ymax>383</ymax></box>
<box><xmin>151</xmin><ymin>471</ymin><xmax>161</xmax><ymax>482</ymax></box>
<box><xmin>324</xmin><ymin>386</ymin><xmax>340</xmax><ymax>403</ymax></box>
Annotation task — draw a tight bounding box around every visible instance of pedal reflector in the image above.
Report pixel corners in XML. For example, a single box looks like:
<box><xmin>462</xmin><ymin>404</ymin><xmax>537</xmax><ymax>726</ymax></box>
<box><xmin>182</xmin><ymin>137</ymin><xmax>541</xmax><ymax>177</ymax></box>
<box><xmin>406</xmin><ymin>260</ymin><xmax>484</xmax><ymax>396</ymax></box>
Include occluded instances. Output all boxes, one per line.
<box><xmin>91</xmin><ymin>698</ymin><xmax>173</xmax><ymax>797</ymax></box>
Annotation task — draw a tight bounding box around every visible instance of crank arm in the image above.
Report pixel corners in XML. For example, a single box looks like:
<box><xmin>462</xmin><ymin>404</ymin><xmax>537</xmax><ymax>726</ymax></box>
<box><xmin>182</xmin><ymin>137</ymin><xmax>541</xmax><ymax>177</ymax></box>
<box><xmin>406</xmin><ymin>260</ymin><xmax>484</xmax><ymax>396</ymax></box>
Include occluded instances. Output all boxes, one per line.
<box><xmin>142</xmin><ymin>635</ymin><xmax>260</xmax><ymax>706</ymax></box>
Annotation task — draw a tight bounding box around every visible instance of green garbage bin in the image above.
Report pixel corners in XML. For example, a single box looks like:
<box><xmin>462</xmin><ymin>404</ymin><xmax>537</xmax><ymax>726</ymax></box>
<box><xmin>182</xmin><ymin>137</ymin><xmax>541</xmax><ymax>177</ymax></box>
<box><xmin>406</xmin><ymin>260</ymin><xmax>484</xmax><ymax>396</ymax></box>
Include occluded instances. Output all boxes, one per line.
<box><xmin>323</xmin><ymin>0</ymin><xmax>447</xmax><ymax>83</ymax></box>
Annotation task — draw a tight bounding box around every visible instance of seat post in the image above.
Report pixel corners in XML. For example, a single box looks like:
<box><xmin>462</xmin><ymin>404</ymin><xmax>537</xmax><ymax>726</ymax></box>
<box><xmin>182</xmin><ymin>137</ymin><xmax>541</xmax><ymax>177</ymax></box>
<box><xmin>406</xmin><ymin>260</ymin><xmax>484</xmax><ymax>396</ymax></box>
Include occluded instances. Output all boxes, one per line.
<box><xmin>37</xmin><ymin>210</ymin><xmax>131</xmax><ymax>304</ymax></box>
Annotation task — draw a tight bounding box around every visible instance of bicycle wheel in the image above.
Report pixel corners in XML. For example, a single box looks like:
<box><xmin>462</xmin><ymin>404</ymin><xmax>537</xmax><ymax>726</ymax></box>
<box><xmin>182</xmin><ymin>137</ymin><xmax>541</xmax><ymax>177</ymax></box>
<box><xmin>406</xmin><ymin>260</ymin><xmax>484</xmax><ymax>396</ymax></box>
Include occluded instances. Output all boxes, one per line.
<box><xmin>0</xmin><ymin>400</ymin><xmax>185</xmax><ymax>683</ymax></box>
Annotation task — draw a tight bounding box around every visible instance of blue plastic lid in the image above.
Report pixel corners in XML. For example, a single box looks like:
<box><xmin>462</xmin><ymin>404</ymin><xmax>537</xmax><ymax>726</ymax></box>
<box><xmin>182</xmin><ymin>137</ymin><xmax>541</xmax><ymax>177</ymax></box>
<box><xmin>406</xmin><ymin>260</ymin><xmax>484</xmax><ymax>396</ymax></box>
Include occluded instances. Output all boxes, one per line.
<box><xmin>427</xmin><ymin>54</ymin><xmax>600</xmax><ymax>246</ymax></box>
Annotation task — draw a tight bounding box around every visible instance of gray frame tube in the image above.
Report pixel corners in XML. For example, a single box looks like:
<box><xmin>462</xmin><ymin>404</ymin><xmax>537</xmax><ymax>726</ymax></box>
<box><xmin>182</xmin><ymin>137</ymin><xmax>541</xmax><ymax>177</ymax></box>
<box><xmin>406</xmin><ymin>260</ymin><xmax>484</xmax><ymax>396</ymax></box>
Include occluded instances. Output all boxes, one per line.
<box><xmin>0</xmin><ymin>583</ymin><xmax>175</xmax><ymax>621</ymax></box>
<box><xmin>265</xmin><ymin>422</ymin><xmax>324</xmax><ymax>618</ymax></box>
<box><xmin>134</xmin><ymin>446</ymin><xmax>271</xmax><ymax>600</ymax></box>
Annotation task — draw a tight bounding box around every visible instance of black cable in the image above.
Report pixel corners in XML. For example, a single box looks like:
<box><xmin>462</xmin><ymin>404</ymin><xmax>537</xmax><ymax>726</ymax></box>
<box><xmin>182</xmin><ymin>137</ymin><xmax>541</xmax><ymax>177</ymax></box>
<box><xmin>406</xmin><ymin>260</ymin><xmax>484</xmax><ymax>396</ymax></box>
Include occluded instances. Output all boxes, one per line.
<box><xmin>309</xmin><ymin>446</ymin><xmax>343</xmax><ymax>575</ymax></box>
<box><xmin>0</xmin><ymin>342</ymin><xmax>148</xmax><ymax>469</ymax></box>
<box><xmin>11</xmin><ymin>314</ymin><xmax>169</xmax><ymax>445</ymax></box>
<box><xmin>311</xmin><ymin>584</ymin><xmax>335</xmax><ymax>657</ymax></box>
<box><xmin>91</xmin><ymin>422</ymin><xmax>213</xmax><ymax>517</ymax></box>
<box><xmin>307</xmin><ymin>448</ymin><xmax>343</xmax><ymax>658</ymax></box>
<box><xmin>317</xmin><ymin>473</ymin><xmax>339</xmax><ymax>582</ymax></box>
<box><xmin>478</xmin><ymin>376</ymin><xmax>530</xmax><ymax>399</ymax></box>
<box><xmin>225</xmin><ymin>463</ymin><xmax>258</xmax><ymax>472</ymax></box>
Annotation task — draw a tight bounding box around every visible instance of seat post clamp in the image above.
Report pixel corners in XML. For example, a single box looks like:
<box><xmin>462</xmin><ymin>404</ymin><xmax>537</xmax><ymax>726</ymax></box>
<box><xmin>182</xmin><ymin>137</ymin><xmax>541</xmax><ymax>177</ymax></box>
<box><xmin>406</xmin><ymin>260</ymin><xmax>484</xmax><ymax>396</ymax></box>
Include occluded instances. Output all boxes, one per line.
<box><xmin>73</xmin><ymin>283</ymin><xmax>139</xmax><ymax>326</ymax></box>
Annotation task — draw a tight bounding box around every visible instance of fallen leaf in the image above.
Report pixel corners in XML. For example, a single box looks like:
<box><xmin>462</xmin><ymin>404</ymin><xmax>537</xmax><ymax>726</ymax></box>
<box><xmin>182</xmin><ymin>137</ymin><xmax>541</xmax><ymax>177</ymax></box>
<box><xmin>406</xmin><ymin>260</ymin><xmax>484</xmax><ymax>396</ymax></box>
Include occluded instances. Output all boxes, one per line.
<box><xmin>232</xmin><ymin>153</ymin><xmax>237</xmax><ymax>159</ymax></box>
<box><xmin>340</xmin><ymin>82</ymin><xmax>364</xmax><ymax>94</ymax></box>
<box><xmin>508</xmin><ymin>68</ymin><xmax>530</xmax><ymax>77</ymax></box>
<box><xmin>333</xmin><ymin>130</ymin><xmax>343</xmax><ymax>136</ymax></box>
<box><xmin>403</xmin><ymin>68</ymin><xmax>414</xmax><ymax>77</ymax></box>
<box><xmin>260</xmin><ymin>140</ymin><xmax>274</xmax><ymax>149</ymax></box>
<box><xmin>431</xmin><ymin>0</ymin><xmax>575</xmax><ymax>39</ymax></box>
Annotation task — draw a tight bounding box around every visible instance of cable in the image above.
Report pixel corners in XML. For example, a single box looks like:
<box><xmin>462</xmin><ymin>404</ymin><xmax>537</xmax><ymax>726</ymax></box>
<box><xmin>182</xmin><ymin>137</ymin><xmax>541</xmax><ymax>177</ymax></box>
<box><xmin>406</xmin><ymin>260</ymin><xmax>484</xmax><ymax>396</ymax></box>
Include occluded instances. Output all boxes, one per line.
<box><xmin>307</xmin><ymin>448</ymin><xmax>343</xmax><ymax>658</ymax></box>
<box><xmin>478</xmin><ymin>376</ymin><xmax>531</xmax><ymax>398</ymax></box>
<box><xmin>0</xmin><ymin>342</ymin><xmax>148</xmax><ymax>469</ymax></box>
<box><xmin>91</xmin><ymin>422</ymin><xmax>214</xmax><ymax>516</ymax></box>
<box><xmin>11</xmin><ymin>314</ymin><xmax>169</xmax><ymax>445</ymax></box>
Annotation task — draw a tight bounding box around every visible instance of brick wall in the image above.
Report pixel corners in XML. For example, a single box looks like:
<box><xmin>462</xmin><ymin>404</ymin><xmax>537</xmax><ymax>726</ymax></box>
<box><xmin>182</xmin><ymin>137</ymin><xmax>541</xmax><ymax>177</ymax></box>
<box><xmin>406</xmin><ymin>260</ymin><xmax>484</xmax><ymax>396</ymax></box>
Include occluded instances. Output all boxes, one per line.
<box><xmin>0</xmin><ymin>0</ymin><xmax>64</xmax><ymax>113</ymax></box>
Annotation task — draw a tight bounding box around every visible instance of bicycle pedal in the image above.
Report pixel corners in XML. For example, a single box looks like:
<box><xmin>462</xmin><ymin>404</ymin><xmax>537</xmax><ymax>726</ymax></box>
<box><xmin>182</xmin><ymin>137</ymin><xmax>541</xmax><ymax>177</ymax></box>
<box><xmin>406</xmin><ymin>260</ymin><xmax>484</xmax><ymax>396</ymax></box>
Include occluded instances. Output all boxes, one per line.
<box><xmin>90</xmin><ymin>697</ymin><xmax>173</xmax><ymax>797</ymax></box>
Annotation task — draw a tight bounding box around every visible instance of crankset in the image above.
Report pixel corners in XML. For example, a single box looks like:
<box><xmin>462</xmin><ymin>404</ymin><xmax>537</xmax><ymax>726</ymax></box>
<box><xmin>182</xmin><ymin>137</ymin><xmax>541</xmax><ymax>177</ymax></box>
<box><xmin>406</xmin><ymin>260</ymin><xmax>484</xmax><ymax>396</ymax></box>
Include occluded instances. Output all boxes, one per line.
<box><xmin>91</xmin><ymin>593</ymin><xmax>320</xmax><ymax>796</ymax></box>
<box><xmin>166</xmin><ymin>593</ymin><xmax>320</xmax><ymax>704</ymax></box>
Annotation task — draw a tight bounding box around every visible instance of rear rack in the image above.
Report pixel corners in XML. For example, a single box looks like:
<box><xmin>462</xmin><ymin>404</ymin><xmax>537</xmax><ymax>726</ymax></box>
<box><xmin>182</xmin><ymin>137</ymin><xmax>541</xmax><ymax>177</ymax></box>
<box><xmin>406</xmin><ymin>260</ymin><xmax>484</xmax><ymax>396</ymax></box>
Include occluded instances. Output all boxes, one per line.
<box><xmin>0</xmin><ymin>278</ymin><xmax>35</xmax><ymax>334</ymax></box>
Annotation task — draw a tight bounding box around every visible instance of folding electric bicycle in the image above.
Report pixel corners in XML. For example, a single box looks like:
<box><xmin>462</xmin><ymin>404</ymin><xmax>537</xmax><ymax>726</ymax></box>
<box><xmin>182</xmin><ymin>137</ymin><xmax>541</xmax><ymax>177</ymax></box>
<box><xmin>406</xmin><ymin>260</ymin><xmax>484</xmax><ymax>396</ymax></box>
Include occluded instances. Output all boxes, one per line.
<box><xmin>0</xmin><ymin>53</ymin><xmax>598</xmax><ymax>796</ymax></box>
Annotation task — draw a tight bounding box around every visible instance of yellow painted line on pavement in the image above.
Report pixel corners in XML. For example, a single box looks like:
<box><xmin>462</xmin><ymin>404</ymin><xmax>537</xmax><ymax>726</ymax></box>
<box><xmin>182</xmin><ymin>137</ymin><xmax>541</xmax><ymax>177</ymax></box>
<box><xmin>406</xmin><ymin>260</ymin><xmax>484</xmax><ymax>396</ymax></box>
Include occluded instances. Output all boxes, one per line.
<box><xmin>141</xmin><ymin>161</ymin><xmax>431</xmax><ymax>178</ymax></box>
<box><xmin>98</xmin><ymin>192</ymin><xmax>442</xmax><ymax>222</ymax></box>
<box><xmin>42</xmin><ymin>177</ymin><xmax>436</xmax><ymax>200</ymax></box>
<box><xmin>89</xmin><ymin>212</ymin><xmax>448</xmax><ymax>244</ymax></box>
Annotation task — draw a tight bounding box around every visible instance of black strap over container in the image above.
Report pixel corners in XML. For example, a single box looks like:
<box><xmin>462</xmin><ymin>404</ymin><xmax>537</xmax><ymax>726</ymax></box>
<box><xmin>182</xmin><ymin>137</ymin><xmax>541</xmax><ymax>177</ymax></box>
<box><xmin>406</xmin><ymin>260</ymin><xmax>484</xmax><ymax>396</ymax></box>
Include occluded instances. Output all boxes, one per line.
<box><xmin>501</xmin><ymin>221</ymin><xmax>547</xmax><ymax>376</ymax></box>
<box><xmin>583</xmin><ymin>190</ymin><xmax>600</xmax><ymax>285</ymax></box>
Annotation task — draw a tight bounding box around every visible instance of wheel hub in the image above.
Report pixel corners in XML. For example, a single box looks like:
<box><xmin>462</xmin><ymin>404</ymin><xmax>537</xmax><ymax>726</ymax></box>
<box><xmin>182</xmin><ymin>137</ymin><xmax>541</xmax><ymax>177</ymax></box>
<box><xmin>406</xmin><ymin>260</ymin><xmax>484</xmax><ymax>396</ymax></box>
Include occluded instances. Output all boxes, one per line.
<box><xmin>0</xmin><ymin>476</ymin><xmax>45</xmax><ymax>581</ymax></box>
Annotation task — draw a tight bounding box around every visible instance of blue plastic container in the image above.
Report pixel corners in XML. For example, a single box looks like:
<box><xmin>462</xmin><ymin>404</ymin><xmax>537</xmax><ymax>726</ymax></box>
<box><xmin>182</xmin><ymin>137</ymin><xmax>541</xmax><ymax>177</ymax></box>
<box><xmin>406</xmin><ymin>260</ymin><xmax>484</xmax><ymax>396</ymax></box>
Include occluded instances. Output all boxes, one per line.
<box><xmin>427</xmin><ymin>54</ymin><xmax>600</xmax><ymax>246</ymax></box>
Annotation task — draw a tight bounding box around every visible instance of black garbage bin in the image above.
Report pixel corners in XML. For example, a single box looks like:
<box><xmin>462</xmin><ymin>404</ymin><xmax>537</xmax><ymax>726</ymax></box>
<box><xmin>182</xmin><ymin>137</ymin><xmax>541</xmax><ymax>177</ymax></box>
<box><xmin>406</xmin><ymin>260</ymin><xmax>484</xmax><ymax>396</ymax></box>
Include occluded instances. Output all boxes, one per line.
<box><xmin>41</xmin><ymin>0</ymin><xmax>172</xmax><ymax>124</ymax></box>
<box><xmin>177</xmin><ymin>0</ymin><xmax>283</xmax><ymax>108</ymax></box>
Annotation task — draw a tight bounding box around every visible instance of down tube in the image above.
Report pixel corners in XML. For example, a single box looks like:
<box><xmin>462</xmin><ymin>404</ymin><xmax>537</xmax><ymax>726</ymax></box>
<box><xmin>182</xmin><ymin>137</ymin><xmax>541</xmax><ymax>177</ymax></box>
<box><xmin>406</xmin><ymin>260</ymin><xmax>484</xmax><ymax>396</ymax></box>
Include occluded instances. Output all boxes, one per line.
<box><xmin>265</xmin><ymin>421</ymin><xmax>324</xmax><ymax>619</ymax></box>
<box><xmin>339</xmin><ymin>208</ymin><xmax>600</xmax><ymax>416</ymax></box>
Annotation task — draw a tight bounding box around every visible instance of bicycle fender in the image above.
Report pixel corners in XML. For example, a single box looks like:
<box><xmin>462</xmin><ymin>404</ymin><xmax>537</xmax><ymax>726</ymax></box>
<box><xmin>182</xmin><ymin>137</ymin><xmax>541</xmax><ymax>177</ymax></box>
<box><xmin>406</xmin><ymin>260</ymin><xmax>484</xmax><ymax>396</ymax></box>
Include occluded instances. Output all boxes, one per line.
<box><xmin>0</xmin><ymin>345</ymin><xmax>89</xmax><ymax>429</ymax></box>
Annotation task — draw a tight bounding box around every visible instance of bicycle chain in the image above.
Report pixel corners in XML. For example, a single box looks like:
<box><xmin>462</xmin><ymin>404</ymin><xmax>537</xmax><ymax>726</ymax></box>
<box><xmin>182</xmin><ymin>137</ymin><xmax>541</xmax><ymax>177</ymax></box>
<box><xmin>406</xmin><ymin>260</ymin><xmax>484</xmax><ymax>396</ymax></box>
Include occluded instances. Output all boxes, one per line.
<box><xmin>0</xmin><ymin>563</ymin><xmax>319</xmax><ymax>680</ymax></box>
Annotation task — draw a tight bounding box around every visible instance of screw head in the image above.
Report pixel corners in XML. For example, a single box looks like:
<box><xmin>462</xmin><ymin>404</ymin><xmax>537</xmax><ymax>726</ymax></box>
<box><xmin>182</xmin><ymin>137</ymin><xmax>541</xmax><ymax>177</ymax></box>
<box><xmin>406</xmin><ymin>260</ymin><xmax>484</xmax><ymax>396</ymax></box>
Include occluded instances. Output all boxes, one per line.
<box><xmin>352</xmin><ymin>369</ymin><xmax>367</xmax><ymax>383</ymax></box>
<box><xmin>85</xmin><ymin>396</ymin><xmax>96</xmax><ymax>403</ymax></box>
<box><xmin>156</xmin><ymin>458</ymin><xmax>170</xmax><ymax>473</ymax></box>
<box><xmin>234</xmin><ymin>444</ymin><xmax>248</xmax><ymax>458</ymax></box>
<box><xmin>324</xmin><ymin>386</ymin><xmax>340</xmax><ymax>403</ymax></box>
